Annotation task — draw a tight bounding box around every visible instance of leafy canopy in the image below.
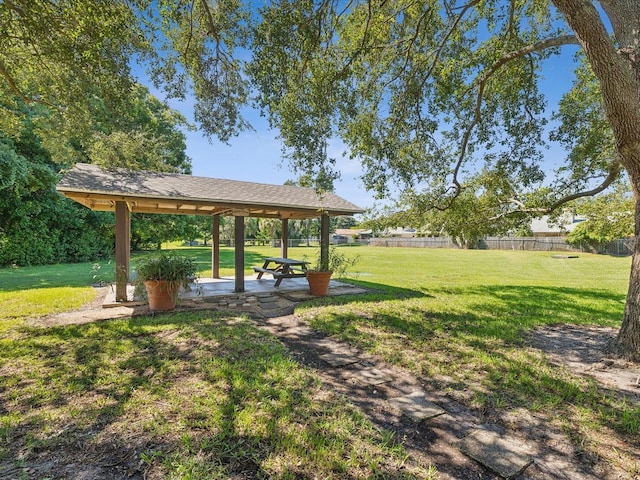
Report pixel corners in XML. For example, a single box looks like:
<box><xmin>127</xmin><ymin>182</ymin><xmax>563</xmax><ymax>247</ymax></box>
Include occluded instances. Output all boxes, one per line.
<box><xmin>567</xmin><ymin>182</ymin><xmax>634</xmax><ymax>246</ymax></box>
<box><xmin>0</xmin><ymin>82</ymin><xmax>192</xmax><ymax>266</ymax></box>
<box><xmin>0</xmin><ymin>0</ymin><xmax>621</xmax><ymax>209</ymax></box>
<box><xmin>249</xmin><ymin>1</ymin><xmax>618</xmax><ymax>216</ymax></box>
<box><xmin>1</xmin><ymin>0</ymin><xmax>250</xmax><ymax>155</ymax></box>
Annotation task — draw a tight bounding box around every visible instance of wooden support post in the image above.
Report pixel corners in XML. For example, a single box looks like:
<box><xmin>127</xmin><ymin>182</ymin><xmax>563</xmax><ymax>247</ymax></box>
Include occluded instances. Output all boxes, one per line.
<box><xmin>234</xmin><ymin>216</ymin><xmax>245</xmax><ymax>292</ymax></box>
<box><xmin>281</xmin><ymin>218</ymin><xmax>289</xmax><ymax>259</ymax></box>
<box><xmin>212</xmin><ymin>215</ymin><xmax>220</xmax><ymax>279</ymax></box>
<box><xmin>115</xmin><ymin>201</ymin><xmax>130</xmax><ymax>302</ymax></box>
<box><xmin>320</xmin><ymin>213</ymin><xmax>330</xmax><ymax>271</ymax></box>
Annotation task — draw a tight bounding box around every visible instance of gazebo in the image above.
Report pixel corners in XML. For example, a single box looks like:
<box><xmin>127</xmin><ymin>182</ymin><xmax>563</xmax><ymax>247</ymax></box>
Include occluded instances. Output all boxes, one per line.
<box><xmin>56</xmin><ymin>163</ymin><xmax>363</xmax><ymax>302</ymax></box>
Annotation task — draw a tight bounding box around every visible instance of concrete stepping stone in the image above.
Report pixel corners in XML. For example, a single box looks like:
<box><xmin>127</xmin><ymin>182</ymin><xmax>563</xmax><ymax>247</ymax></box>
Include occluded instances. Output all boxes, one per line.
<box><xmin>315</xmin><ymin>340</ymin><xmax>360</xmax><ymax>357</ymax></box>
<box><xmin>349</xmin><ymin>367</ymin><xmax>393</xmax><ymax>385</ymax></box>
<box><xmin>388</xmin><ymin>391</ymin><xmax>446</xmax><ymax>421</ymax></box>
<box><xmin>458</xmin><ymin>429</ymin><xmax>533</xmax><ymax>479</ymax></box>
<box><xmin>260</xmin><ymin>302</ymin><xmax>282</xmax><ymax>311</ymax></box>
<box><xmin>319</xmin><ymin>352</ymin><xmax>360</xmax><ymax>367</ymax></box>
<box><xmin>259</xmin><ymin>296</ymin><xmax>279</xmax><ymax>304</ymax></box>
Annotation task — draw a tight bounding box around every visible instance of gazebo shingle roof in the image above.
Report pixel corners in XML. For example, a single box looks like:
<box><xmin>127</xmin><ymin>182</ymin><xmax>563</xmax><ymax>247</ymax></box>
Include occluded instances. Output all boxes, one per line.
<box><xmin>57</xmin><ymin>163</ymin><xmax>363</xmax><ymax>219</ymax></box>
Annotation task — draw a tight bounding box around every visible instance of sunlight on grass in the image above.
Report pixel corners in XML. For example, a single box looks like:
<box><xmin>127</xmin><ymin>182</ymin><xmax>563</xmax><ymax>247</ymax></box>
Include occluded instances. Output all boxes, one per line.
<box><xmin>0</xmin><ymin>246</ymin><xmax>635</xmax><ymax>477</ymax></box>
<box><xmin>295</xmin><ymin>248</ymin><xmax>638</xmax><ymax>476</ymax></box>
<box><xmin>0</xmin><ymin>287</ymin><xmax>95</xmax><ymax>334</ymax></box>
<box><xmin>0</xmin><ymin>313</ymin><xmax>437</xmax><ymax>478</ymax></box>
<box><xmin>0</xmin><ymin>288</ymin><xmax>94</xmax><ymax>319</ymax></box>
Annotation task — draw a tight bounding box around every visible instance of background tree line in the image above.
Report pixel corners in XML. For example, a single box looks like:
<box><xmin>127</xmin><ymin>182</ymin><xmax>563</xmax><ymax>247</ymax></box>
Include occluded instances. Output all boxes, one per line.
<box><xmin>0</xmin><ymin>84</ymin><xmax>193</xmax><ymax>266</ymax></box>
<box><xmin>363</xmin><ymin>175</ymin><xmax>634</xmax><ymax>250</ymax></box>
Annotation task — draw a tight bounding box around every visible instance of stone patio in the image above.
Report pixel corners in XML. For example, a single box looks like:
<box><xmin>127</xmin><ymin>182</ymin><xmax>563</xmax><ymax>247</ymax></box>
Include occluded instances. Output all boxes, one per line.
<box><xmin>102</xmin><ymin>274</ymin><xmax>348</xmax><ymax>307</ymax></box>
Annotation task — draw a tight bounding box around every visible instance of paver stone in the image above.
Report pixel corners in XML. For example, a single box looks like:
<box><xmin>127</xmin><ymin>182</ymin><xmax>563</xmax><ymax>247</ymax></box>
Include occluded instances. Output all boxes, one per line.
<box><xmin>458</xmin><ymin>429</ymin><xmax>533</xmax><ymax>479</ymax></box>
<box><xmin>319</xmin><ymin>352</ymin><xmax>360</xmax><ymax>367</ymax></box>
<box><xmin>388</xmin><ymin>392</ymin><xmax>446</xmax><ymax>421</ymax></box>
<box><xmin>349</xmin><ymin>367</ymin><xmax>393</xmax><ymax>385</ymax></box>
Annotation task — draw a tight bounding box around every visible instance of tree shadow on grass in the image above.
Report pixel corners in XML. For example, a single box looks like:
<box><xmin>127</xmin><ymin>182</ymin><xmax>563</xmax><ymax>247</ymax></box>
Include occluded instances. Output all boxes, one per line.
<box><xmin>304</xmin><ymin>283</ymin><xmax>627</xmax><ymax>386</ymax></box>
<box><xmin>313</xmin><ymin>281</ymin><xmax>624</xmax><ymax>344</ymax></box>
<box><xmin>0</xmin><ymin>312</ymin><xmax>427</xmax><ymax>479</ymax></box>
<box><xmin>298</xmin><ymin>282</ymin><xmax>639</xmax><ymax>473</ymax></box>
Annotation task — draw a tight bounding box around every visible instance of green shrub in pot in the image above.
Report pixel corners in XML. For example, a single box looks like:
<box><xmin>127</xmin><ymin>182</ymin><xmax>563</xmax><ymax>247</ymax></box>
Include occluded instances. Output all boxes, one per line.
<box><xmin>135</xmin><ymin>252</ymin><xmax>198</xmax><ymax>311</ymax></box>
<box><xmin>306</xmin><ymin>247</ymin><xmax>358</xmax><ymax>296</ymax></box>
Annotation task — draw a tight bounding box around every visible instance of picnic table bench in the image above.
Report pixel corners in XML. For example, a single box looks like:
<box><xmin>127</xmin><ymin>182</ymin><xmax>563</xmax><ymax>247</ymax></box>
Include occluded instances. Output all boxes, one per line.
<box><xmin>253</xmin><ymin>257</ymin><xmax>310</xmax><ymax>287</ymax></box>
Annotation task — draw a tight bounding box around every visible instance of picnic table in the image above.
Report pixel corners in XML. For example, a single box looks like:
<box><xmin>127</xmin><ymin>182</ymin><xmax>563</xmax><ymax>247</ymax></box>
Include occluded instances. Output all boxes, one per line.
<box><xmin>253</xmin><ymin>257</ymin><xmax>310</xmax><ymax>287</ymax></box>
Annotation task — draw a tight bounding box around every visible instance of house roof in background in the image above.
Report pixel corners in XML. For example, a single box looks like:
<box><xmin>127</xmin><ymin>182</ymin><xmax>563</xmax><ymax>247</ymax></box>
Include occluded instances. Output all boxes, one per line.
<box><xmin>57</xmin><ymin>163</ymin><xmax>363</xmax><ymax>219</ymax></box>
<box><xmin>530</xmin><ymin>214</ymin><xmax>585</xmax><ymax>234</ymax></box>
<box><xmin>334</xmin><ymin>229</ymin><xmax>372</xmax><ymax>236</ymax></box>
<box><xmin>385</xmin><ymin>227</ymin><xmax>417</xmax><ymax>236</ymax></box>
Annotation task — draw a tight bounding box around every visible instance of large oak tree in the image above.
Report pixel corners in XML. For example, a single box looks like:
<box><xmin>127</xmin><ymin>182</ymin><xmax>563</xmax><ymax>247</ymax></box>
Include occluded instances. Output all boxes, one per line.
<box><xmin>2</xmin><ymin>0</ymin><xmax>640</xmax><ymax>359</ymax></box>
<box><xmin>249</xmin><ymin>0</ymin><xmax>640</xmax><ymax>360</ymax></box>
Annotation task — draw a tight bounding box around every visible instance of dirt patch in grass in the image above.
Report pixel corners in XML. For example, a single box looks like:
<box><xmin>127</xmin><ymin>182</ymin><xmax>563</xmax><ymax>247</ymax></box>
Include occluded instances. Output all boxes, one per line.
<box><xmin>527</xmin><ymin>324</ymin><xmax>640</xmax><ymax>405</ymax></box>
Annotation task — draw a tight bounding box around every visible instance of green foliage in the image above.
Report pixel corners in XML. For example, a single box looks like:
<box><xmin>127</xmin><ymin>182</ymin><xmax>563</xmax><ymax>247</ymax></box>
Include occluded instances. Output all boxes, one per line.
<box><xmin>181</xmin><ymin>216</ymin><xmax>213</xmax><ymax>245</ymax></box>
<box><xmin>247</xmin><ymin>1</ymin><xmax>639</xmax><ymax>248</ymax></box>
<box><xmin>3</xmin><ymin>0</ymin><xmax>253</xmax><ymax>146</ymax></box>
<box><xmin>0</xmin><ymin>195</ymin><xmax>113</xmax><ymax>266</ymax></box>
<box><xmin>0</xmin><ymin>130</ymin><xmax>113</xmax><ymax>266</ymax></box>
<box><xmin>370</xmin><ymin>169</ymin><xmax>532</xmax><ymax>247</ymax></box>
<box><xmin>566</xmin><ymin>183</ymin><xmax>634</xmax><ymax>248</ymax></box>
<box><xmin>309</xmin><ymin>246</ymin><xmax>359</xmax><ymax>276</ymax></box>
<box><xmin>0</xmin><ymin>82</ymin><xmax>191</xmax><ymax>266</ymax></box>
<box><xmin>2</xmin><ymin>1</ymin><xmax>630</xmax><ymax>209</ymax></box>
<box><xmin>550</xmin><ymin>59</ymin><xmax>616</xmax><ymax>191</ymax></box>
<box><xmin>135</xmin><ymin>251</ymin><xmax>197</xmax><ymax>284</ymax></box>
<box><xmin>334</xmin><ymin>216</ymin><xmax>357</xmax><ymax>229</ymax></box>
<box><xmin>249</xmin><ymin>0</ymin><xmax>560</xmax><ymax>203</ymax></box>
<box><xmin>87</xmin><ymin>85</ymin><xmax>192</xmax><ymax>173</ymax></box>
<box><xmin>0</xmin><ymin>1</ymin><xmax>633</xmax><ymax>210</ymax></box>
<box><xmin>131</xmin><ymin>214</ymin><xmax>186</xmax><ymax>251</ymax></box>
<box><xmin>0</xmin><ymin>140</ymin><xmax>28</xmax><ymax>191</ymax></box>
<box><xmin>0</xmin><ymin>1</ymin><xmax>140</xmax><ymax>150</ymax></box>
<box><xmin>138</xmin><ymin>0</ymin><xmax>252</xmax><ymax>142</ymax></box>
<box><xmin>134</xmin><ymin>251</ymin><xmax>198</xmax><ymax>301</ymax></box>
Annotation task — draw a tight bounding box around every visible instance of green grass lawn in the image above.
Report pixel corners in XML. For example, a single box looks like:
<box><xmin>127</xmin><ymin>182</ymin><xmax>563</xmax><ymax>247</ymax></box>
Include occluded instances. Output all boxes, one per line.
<box><xmin>294</xmin><ymin>247</ymin><xmax>639</xmax><ymax>477</ymax></box>
<box><xmin>0</xmin><ymin>246</ymin><xmax>638</xmax><ymax>478</ymax></box>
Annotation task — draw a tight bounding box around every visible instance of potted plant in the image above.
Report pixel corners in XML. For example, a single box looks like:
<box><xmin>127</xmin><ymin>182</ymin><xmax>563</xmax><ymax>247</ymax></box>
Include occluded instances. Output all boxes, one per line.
<box><xmin>306</xmin><ymin>247</ymin><xmax>358</xmax><ymax>296</ymax></box>
<box><xmin>134</xmin><ymin>252</ymin><xmax>198</xmax><ymax>311</ymax></box>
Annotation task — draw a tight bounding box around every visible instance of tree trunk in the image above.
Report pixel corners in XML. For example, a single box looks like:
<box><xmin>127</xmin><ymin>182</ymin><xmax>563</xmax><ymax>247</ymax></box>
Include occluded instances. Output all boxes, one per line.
<box><xmin>553</xmin><ymin>0</ymin><xmax>640</xmax><ymax>360</ymax></box>
<box><xmin>609</xmin><ymin>195</ymin><xmax>640</xmax><ymax>360</ymax></box>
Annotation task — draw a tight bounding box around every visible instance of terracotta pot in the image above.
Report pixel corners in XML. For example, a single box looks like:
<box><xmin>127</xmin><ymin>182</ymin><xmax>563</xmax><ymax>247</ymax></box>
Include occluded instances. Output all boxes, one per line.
<box><xmin>306</xmin><ymin>271</ymin><xmax>333</xmax><ymax>296</ymax></box>
<box><xmin>144</xmin><ymin>279</ymin><xmax>179</xmax><ymax>311</ymax></box>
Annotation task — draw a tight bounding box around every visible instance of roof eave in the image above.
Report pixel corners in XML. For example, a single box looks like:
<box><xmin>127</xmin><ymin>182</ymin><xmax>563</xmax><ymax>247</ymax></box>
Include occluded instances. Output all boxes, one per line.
<box><xmin>57</xmin><ymin>186</ymin><xmax>363</xmax><ymax>218</ymax></box>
